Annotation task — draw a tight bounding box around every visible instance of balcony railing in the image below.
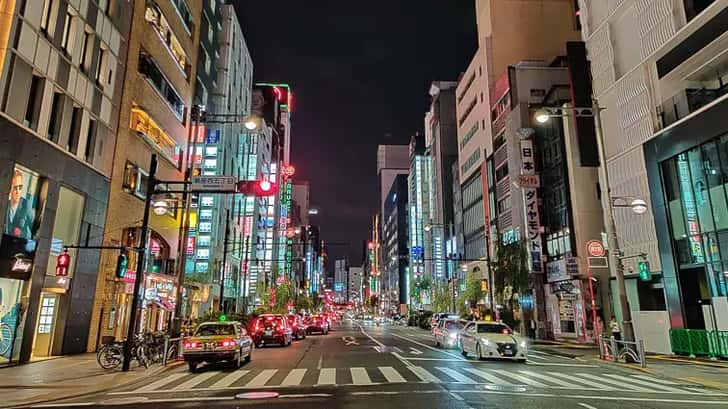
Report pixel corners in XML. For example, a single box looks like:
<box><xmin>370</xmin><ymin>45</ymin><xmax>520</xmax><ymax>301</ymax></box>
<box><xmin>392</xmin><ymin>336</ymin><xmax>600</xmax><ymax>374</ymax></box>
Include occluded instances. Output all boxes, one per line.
<box><xmin>659</xmin><ymin>84</ymin><xmax>728</xmax><ymax>128</ymax></box>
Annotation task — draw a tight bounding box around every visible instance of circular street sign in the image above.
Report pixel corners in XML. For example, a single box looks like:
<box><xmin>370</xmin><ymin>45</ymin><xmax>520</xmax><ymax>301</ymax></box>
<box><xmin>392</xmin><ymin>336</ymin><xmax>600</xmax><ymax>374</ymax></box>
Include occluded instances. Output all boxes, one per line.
<box><xmin>586</xmin><ymin>240</ymin><xmax>606</xmax><ymax>257</ymax></box>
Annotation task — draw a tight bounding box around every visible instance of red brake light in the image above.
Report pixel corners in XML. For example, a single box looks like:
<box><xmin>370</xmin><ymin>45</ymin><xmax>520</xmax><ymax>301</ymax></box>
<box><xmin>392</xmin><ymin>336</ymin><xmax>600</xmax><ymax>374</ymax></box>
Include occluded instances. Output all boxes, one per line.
<box><xmin>220</xmin><ymin>339</ymin><xmax>235</xmax><ymax>347</ymax></box>
<box><xmin>184</xmin><ymin>341</ymin><xmax>199</xmax><ymax>349</ymax></box>
<box><xmin>502</xmin><ymin>329</ymin><xmax>510</xmax><ymax>335</ymax></box>
<box><xmin>266</xmin><ymin>316</ymin><xmax>274</xmax><ymax>321</ymax></box>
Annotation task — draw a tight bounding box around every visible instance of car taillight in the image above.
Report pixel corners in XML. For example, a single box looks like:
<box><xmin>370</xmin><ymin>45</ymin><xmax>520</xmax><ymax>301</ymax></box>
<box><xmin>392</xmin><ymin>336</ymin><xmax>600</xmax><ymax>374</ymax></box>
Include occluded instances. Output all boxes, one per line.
<box><xmin>219</xmin><ymin>339</ymin><xmax>235</xmax><ymax>347</ymax></box>
<box><xmin>502</xmin><ymin>329</ymin><xmax>510</xmax><ymax>335</ymax></box>
<box><xmin>184</xmin><ymin>341</ymin><xmax>199</xmax><ymax>349</ymax></box>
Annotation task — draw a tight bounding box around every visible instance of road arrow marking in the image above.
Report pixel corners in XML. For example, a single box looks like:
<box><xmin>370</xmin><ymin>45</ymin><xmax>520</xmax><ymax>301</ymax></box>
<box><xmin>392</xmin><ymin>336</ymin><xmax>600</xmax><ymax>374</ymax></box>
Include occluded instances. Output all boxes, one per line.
<box><xmin>409</xmin><ymin>347</ymin><xmax>423</xmax><ymax>355</ymax></box>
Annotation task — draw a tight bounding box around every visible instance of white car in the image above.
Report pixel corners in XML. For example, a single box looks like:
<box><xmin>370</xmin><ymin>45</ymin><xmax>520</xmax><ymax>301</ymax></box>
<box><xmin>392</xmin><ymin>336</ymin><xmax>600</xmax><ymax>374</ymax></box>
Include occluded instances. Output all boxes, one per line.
<box><xmin>458</xmin><ymin>321</ymin><xmax>528</xmax><ymax>362</ymax></box>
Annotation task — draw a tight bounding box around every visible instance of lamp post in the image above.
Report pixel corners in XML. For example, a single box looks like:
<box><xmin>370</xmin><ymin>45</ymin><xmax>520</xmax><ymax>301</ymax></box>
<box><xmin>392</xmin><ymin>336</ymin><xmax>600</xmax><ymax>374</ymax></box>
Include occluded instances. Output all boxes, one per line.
<box><xmin>534</xmin><ymin>98</ymin><xmax>647</xmax><ymax>342</ymax></box>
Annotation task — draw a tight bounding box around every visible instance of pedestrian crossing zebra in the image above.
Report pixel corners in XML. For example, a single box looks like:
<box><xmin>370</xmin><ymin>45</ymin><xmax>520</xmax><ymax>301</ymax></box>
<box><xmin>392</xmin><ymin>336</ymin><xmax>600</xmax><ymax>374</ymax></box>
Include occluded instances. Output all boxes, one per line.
<box><xmin>111</xmin><ymin>366</ymin><xmax>705</xmax><ymax>395</ymax></box>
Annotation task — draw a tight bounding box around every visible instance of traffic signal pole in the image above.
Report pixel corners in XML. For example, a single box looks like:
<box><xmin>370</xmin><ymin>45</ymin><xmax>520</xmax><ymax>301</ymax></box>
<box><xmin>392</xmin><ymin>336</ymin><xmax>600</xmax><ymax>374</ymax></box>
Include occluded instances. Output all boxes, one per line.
<box><xmin>123</xmin><ymin>154</ymin><xmax>158</xmax><ymax>372</ymax></box>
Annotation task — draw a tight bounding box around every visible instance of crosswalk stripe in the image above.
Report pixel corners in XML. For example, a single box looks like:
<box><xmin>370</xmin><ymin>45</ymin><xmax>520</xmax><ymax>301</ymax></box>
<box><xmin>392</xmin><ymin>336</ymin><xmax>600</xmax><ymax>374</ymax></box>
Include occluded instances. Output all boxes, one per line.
<box><xmin>632</xmin><ymin>375</ymin><xmax>681</xmax><ymax>385</ymax></box>
<box><xmin>281</xmin><ymin>369</ymin><xmax>307</xmax><ymax>386</ymax></box>
<box><xmin>463</xmin><ymin>368</ymin><xmax>514</xmax><ymax>385</ymax></box>
<box><xmin>546</xmin><ymin>372</ymin><xmax>616</xmax><ymax>390</ymax></box>
<box><xmin>137</xmin><ymin>373</ymin><xmax>187</xmax><ymax>392</ymax></box>
<box><xmin>208</xmin><ymin>370</ymin><xmax>250</xmax><ymax>389</ymax></box>
<box><xmin>245</xmin><ymin>369</ymin><xmax>278</xmax><ymax>387</ymax></box>
<box><xmin>379</xmin><ymin>367</ymin><xmax>406</xmax><ymax>383</ymax></box>
<box><xmin>317</xmin><ymin>368</ymin><xmax>336</xmax><ymax>385</ymax></box>
<box><xmin>492</xmin><ymin>369</ymin><xmax>549</xmax><ymax>387</ymax></box>
<box><xmin>350</xmin><ymin>367</ymin><xmax>372</xmax><ymax>385</ymax></box>
<box><xmin>436</xmin><ymin>367</ymin><xmax>478</xmax><ymax>384</ymax></box>
<box><xmin>577</xmin><ymin>373</ymin><xmax>652</xmax><ymax>392</ymax></box>
<box><xmin>408</xmin><ymin>366</ymin><xmax>441</xmax><ymax>383</ymax></box>
<box><xmin>603</xmin><ymin>374</ymin><xmax>683</xmax><ymax>392</ymax></box>
<box><xmin>172</xmin><ymin>372</ymin><xmax>218</xmax><ymax>390</ymax></box>
<box><xmin>518</xmin><ymin>370</ymin><xmax>577</xmax><ymax>388</ymax></box>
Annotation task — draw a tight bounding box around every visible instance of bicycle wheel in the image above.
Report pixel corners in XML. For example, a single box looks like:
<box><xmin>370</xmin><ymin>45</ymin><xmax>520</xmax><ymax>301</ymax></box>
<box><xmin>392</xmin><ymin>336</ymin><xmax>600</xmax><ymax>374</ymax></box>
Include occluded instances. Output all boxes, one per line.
<box><xmin>136</xmin><ymin>345</ymin><xmax>149</xmax><ymax>368</ymax></box>
<box><xmin>97</xmin><ymin>345</ymin><xmax>122</xmax><ymax>370</ymax></box>
<box><xmin>0</xmin><ymin>324</ymin><xmax>13</xmax><ymax>357</ymax></box>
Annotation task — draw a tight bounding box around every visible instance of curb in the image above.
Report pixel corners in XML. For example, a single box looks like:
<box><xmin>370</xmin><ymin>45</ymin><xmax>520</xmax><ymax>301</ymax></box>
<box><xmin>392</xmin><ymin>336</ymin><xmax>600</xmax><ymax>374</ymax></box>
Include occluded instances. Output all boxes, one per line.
<box><xmin>7</xmin><ymin>362</ymin><xmax>183</xmax><ymax>408</ymax></box>
<box><xmin>647</xmin><ymin>355</ymin><xmax>728</xmax><ymax>368</ymax></box>
<box><xmin>588</xmin><ymin>357</ymin><xmax>728</xmax><ymax>391</ymax></box>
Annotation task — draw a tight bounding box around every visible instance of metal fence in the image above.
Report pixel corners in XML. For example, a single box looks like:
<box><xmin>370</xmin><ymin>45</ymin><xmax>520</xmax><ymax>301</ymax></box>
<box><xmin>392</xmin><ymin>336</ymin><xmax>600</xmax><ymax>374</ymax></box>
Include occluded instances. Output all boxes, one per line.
<box><xmin>670</xmin><ymin>329</ymin><xmax>728</xmax><ymax>359</ymax></box>
<box><xmin>598</xmin><ymin>336</ymin><xmax>647</xmax><ymax>368</ymax></box>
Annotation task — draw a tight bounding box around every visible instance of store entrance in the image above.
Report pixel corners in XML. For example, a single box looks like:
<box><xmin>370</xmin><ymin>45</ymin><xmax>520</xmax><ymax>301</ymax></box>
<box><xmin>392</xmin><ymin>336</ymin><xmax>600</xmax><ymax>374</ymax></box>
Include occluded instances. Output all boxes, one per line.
<box><xmin>679</xmin><ymin>266</ymin><xmax>709</xmax><ymax>329</ymax></box>
<box><xmin>32</xmin><ymin>293</ymin><xmax>59</xmax><ymax>358</ymax></box>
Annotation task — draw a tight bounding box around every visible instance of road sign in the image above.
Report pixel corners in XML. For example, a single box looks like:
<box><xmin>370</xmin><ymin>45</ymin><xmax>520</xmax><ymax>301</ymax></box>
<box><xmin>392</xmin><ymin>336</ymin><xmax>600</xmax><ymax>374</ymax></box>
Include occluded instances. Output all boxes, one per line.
<box><xmin>516</xmin><ymin>174</ymin><xmax>540</xmax><ymax>188</ymax></box>
<box><xmin>191</xmin><ymin>176</ymin><xmax>237</xmax><ymax>192</ymax></box>
<box><xmin>586</xmin><ymin>240</ymin><xmax>606</xmax><ymax>257</ymax></box>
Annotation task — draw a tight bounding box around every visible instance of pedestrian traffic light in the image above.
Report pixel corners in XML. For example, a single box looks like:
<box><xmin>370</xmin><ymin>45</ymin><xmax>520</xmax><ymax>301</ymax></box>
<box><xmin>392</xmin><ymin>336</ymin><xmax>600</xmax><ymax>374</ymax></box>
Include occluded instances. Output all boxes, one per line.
<box><xmin>236</xmin><ymin>180</ymin><xmax>277</xmax><ymax>196</ymax></box>
<box><xmin>116</xmin><ymin>250</ymin><xmax>129</xmax><ymax>279</ymax></box>
<box><xmin>638</xmin><ymin>259</ymin><xmax>650</xmax><ymax>281</ymax></box>
<box><xmin>55</xmin><ymin>249</ymin><xmax>71</xmax><ymax>276</ymax></box>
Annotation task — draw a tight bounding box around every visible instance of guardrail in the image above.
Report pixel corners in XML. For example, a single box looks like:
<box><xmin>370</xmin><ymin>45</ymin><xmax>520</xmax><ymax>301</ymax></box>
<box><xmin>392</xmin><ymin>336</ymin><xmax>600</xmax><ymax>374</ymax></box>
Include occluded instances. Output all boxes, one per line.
<box><xmin>598</xmin><ymin>336</ymin><xmax>647</xmax><ymax>368</ymax></box>
<box><xmin>670</xmin><ymin>329</ymin><xmax>728</xmax><ymax>359</ymax></box>
<box><xmin>162</xmin><ymin>336</ymin><xmax>182</xmax><ymax>366</ymax></box>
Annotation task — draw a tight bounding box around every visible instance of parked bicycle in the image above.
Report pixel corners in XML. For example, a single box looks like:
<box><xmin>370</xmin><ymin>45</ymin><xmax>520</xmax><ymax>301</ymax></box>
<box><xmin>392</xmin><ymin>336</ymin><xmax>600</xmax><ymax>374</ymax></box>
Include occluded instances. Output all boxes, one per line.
<box><xmin>97</xmin><ymin>331</ymin><xmax>178</xmax><ymax>370</ymax></box>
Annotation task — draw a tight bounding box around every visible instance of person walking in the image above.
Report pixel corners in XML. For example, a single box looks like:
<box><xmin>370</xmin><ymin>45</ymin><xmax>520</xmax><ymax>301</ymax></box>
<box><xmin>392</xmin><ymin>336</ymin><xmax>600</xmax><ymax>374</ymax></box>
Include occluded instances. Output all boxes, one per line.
<box><xmin>609</xmin><ymin>316</ymin><xmax>621</xmax><ymax>340</ymax></box>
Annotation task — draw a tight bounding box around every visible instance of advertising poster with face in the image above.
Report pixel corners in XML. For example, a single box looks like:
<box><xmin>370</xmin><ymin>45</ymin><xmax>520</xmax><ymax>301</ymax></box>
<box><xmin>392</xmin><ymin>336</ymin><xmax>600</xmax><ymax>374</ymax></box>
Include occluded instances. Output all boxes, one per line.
<box><xmin>1</xmin><ymin>165</ymin><xmax>47</xmax><ymax>280</ymax></box>
<box><xmin>0</xmin><ymin>277</ymin><xmax>22</xmax><ymax>362</ymax></box>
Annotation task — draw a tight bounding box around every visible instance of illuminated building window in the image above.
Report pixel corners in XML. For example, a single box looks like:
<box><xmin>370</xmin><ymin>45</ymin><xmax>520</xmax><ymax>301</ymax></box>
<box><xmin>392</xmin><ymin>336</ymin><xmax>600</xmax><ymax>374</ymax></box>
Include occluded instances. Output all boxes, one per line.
<box><xmin>200</xmin><ymin>196</ymin><xmax>214</xmax><ymax>207</ymax></box>
<box><xmin>198</xmin><ymin>222</ymin><xmax>212</xmax><ymax>233</ymax></box>
<box><xmin>145</xmin><ymin>3</ymin><xmax>191</xmax><ymax>77</ymax></box>
<box><xmin>130</xmin><ymin>107</ymin><xmax>182</xmax><ymax>168</ymax></box>
<box><xmin>199</xmin><ymin>209</ymin><xmax>213</xmax><ymax>220</ymax></box>
<box><xmin>204</xmin><ymin>159</ymin><xmax>217</xmax><ymax>169</ymax></box>
<box><xmin>195</xmin><ymin>262</ymin><xmax>208</xmax><ymax>273</ymax></box>
<box><xmin>202</xmin><ymin>171</ymin><xmax>216</xmax><ymax>176</ymax></box>
<box><xmin>205</xmin><ymin>146</ymin><xmax>217</xmax><ymax>156</ymax></box>
<box><xmin>198</xmin><ymin>235</ymin><xmax>211</xmax><ymax>247</ymax></box>
<box><xmin>196</xmin><ymin>249</ymin><xmax>209</xmax><ymax>259</ymax></box>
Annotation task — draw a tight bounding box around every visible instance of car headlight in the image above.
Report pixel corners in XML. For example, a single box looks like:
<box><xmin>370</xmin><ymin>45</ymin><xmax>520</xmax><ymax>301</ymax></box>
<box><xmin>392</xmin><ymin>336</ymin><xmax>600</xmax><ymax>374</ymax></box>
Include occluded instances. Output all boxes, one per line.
<box><xmin>519</xmin><ymin>340</ymin><xmax>527</xmax><ymax>348</ymax></box>
<box><xmin>480</xmin><ymin>339</ymin><xmax>491</xmax><ymax>346</ymax></box>
<box><xmin>448</xmin><ymin>332</ymin><xmax>457</xmax><ymax>339</ymax></box>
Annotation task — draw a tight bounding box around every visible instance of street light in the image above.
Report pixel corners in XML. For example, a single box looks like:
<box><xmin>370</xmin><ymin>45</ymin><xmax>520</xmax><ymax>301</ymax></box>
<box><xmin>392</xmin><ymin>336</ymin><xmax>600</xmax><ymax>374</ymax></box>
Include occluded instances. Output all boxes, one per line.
<box><xmin>244</xmin><ymin>115</ymin><xmax>261</xmax><ymax>130</ymax></box>
<box><xmin>152</xmin><ymin>200</ymin><xmax>169</xmax><ymax>215</ymax></box>
<box><xmin>534</xmin><ymin>99</ymin><xmax>637</xmax><ymax>342</ymax></box>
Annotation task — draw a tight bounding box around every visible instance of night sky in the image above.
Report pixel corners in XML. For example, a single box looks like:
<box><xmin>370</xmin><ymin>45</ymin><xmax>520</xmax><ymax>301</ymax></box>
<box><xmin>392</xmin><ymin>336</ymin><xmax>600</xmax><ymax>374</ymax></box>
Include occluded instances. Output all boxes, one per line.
<box><xmin>235</xmin><ymin>1</ymin><xmax>477</xmax><ymax>266</ymax></box>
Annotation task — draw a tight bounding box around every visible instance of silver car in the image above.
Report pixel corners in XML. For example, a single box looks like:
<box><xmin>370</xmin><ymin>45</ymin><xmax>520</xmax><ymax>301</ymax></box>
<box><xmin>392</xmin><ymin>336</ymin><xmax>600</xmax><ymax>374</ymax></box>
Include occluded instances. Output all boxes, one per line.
<box><xmin>458</xmin><ymin>321</ymin><xmax>528</xmax><ymax>362</ymax></box>
<box><xmin>433</xmin><ymin>319</ymin><xmax>463</xmax><ymax>348</ymax></box>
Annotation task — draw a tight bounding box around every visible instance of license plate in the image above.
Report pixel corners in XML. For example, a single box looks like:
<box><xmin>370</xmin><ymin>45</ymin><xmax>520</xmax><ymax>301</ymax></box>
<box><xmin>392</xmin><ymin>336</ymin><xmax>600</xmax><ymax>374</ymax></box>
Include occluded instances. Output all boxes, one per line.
<box><xmin>204</xmin><ymin>343</ymin><xmax>214</xmax><ymax>351</ymax></box>
<box><xmin>265</xmin><ymin>330</ymin><xmax>272</xmax><ymax>336</ymax></box>
<box><xmin>504</xmin><ymin>349</ymin><xmax>514</xmax><ymax>356</ymax></box>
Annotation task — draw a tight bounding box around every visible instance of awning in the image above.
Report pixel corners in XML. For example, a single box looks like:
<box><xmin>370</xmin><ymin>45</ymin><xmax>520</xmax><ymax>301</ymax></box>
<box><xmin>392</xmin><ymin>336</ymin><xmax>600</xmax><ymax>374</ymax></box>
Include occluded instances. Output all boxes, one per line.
<box><xmin>151</xmin><ymin>299</ymin><xmax>175</xmax><ymax>311</ymax></box>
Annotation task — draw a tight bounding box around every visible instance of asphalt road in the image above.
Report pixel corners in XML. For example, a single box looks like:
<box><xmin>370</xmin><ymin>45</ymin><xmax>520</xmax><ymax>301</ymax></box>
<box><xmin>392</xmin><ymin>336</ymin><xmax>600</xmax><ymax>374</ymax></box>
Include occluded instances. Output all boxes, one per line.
<box><xmin>27</xmin><ymin>320</ymin><xmax>728</xmax><ymax>409</ymax></box>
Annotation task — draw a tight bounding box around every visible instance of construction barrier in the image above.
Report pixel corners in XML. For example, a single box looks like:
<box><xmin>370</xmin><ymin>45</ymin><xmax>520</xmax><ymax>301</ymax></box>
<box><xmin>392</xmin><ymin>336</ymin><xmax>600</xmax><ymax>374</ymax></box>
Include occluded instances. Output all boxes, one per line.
<box><xmin>670</xmin><ymin>329</ymin><xmax>728</xmax><ymax>359</ymax></box>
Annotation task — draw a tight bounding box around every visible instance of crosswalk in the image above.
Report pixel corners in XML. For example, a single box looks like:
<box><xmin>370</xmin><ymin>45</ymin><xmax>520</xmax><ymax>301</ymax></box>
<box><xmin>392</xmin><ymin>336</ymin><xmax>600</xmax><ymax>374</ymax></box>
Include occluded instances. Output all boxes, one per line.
<box><xmin>112</xmin><ymin>366</ymin><xmax>706</xmax><ymax>395</ymax></box>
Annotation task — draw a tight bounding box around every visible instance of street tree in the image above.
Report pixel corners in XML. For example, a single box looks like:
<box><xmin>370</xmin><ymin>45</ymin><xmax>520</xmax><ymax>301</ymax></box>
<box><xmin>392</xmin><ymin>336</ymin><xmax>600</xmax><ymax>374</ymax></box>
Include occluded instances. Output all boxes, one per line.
<box><xmin>489</xmin><ymin>235</ymin><xmax>529</xmax><ymax>328</ymax></box>
<box><xmin>431</xmin><ymin>282</ymin><xmax>453</xmax><ymax>313</ymax></box>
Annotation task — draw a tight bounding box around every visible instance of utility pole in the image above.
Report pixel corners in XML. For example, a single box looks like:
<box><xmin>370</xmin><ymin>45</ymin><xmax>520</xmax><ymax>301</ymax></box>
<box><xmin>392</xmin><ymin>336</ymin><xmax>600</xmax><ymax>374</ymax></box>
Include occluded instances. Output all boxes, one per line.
<box><xmin>123</xmin><ymin>154</ymin><xmax>157</xmax><ymax>372</ymax></box>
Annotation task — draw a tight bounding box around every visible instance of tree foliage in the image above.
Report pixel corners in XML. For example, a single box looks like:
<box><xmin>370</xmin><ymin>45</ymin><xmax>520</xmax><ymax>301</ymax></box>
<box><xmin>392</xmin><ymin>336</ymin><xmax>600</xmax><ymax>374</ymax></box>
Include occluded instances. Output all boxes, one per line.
<box><xmin>489</xmin><ymin>235</ymin><xmax>529</xmax><ymax>324</ymax></box>
<box><xmin>431</xmin><ymin>282</ymin><xmax>453</xmax><ymax>313</ymax></box>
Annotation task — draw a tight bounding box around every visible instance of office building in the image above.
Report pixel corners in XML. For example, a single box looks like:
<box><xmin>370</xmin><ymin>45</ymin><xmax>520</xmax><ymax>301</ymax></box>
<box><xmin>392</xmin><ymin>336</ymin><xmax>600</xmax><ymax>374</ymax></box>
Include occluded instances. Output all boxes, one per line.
<box><xmin>383</xmin><ymin>174</ymin><xmax>409</xmax><ymax>314</ymax></box>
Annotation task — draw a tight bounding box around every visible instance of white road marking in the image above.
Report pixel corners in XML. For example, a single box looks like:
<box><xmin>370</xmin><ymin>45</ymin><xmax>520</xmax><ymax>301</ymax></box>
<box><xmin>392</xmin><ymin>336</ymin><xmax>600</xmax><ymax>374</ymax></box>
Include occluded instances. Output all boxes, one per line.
<box><xmin>632</xmin><ymin>375</ymin><xmax>681</xmax><ymax>385</ymax></box>
<box><xmin>379</xmin><ymin>366</ymin><xmax>406</xmax><ymax>383</ymax></box>
<box><xmin>453</xmin><ymin>389</ymin><xmax>728</xmax><ymax>404</ymax></box>
<box><xmin>602</xmin><ymin>374</ymin><xmax>684</xmax><ymax>392</ymax></box>
<box><xmin>517</xmin><ymin>370</ymin><xmax>575</xmax><ymax>388</ymax></box>
<box><xmin>391</xmin><ymin>333</ymin><xmax>467</xmax><ymax>361</ymax></box>
<box><xmin>171</xmin><ymin>372</ymin><xmax>217</xmax><ymax>390</ymax></box>
<box><xmin>136</xmin><ymin>373</ymin><xmax>187</xmax><ymax>392</ymax></box>
<box><xmin>525</xmin><ymin>362</ymin><xmax>599</xmax><ymax>367</ymax></box>
<box><xmin>546</xmin><ymin>372</ymin><xmax>618</xmax><ymax>391</ymax></box>
<box><xmin>450</xmin><ymin>392</ymin><xmax>465</xmax><ymax>401</ymax></box>
<box><xmin>393</xmin><ymin>346</ymin><xmax>404</xmax><ymax>353</ymax></box>
<box><xmin>245</xmin><ymin>369</ymin><xmax>278</xmax><ymax>387</ymax></box>
<box><xmin>281</xmin><ymin>368</ymin><xmax>307</xmax><ymax>386</ymax></box>
<box><xmin>278</xmin><ymin>393</ymin><xmax>334</xmax><ymax>398</ymax></box>
<box><xmin>208</xmin><ymin>370</ymin><xmax>250</xmax><ymax>389</ymax></box>
<box><xmin>358</xmin><ymin>325</ymin><xmax>386</xmax><ymax>347</ymax></box>
<box><xmin>409</xmin><ymin>347</ymin><xmax>423</xmax><ymax>355</ymax></box>
<box><xmin>317</xmin><ymin>356</ymin><xmax>323</xmax><ymax>369</ymax></box>
<box><xmin>351</xmin><ymin>367</ymin><xmax>373</xmax><ymax>385</ymax></box>
<box><xmin>31</xmin><ymin>404</ymin><xmax>97</xmax><ymax>408</ymax></box>
<box><xmin>492</xmin><ymin>369</ymin><xmax>549</xmax><ymax>388</ymax></box>
<box><xmin>317</xmin><ymin>368</ymin><xmax>337</xmax><ymax>385</ymax></box>
<box><xmin>463</xmin><ymin>368</ymin><xmax>515</xmax><ymax>385</ymax></box>
<box><xmin>576</xmin><ymin>373</ymin><xmax>653</xmax><ymax>392</ymax></box>
<box><xmin>373</xmin><ymin>346</ymin><xmax>382</xmax><ymax>352</ymax></box>
<box><xmin>408</xmin><ymin>366</ymin><xmax>441</xmax><ymax>383</ymax></box>
<box><xmin>436</xmin><ymin>367</ymin><xmax>478</xmax><ymax>384</ymax></box>
<box><xmin>391</xmin><ymin>351</ymin><xmax>416</xmax><ymax>367</ymax></box>
<box><xmin>395</xmin><ymin>357</ymin><xmax>463</xmax><ymax>361</ymax></box>
<box><xmin>578</xmin><ymin>403</ymin><xmax>598</xmax><ymax>409</ymax></box>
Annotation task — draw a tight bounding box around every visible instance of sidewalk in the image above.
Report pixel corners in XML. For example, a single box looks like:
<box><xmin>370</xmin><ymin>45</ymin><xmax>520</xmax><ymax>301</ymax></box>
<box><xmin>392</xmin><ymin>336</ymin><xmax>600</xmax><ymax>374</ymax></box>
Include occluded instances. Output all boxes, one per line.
<box><xmin>532</xmin><ymin>338</ymin><xmax>728</xmax><ymax>390</ymax></box>
<box><xmin>1</xmin><ymin>353</ymin><xmax>181</xmax><ymax>407</ymax></box>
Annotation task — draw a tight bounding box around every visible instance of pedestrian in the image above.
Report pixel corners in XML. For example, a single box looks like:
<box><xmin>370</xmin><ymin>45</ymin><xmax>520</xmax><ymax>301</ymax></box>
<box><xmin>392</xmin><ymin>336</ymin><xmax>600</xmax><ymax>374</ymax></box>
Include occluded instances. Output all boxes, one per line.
<box><xmin>609</xmin><ymin>316</ymin><xmax>621</xmax><ymax>341</ymax></box>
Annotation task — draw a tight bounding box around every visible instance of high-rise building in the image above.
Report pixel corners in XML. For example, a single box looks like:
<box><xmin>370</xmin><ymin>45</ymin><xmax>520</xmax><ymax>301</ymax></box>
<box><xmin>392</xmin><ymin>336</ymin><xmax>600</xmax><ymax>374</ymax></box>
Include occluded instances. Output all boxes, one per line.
<box><xmin>408</xmin><ymin>133</ymin><xmax>433</xmax><ymax>308</ymax></box>
<box><xmin>348</xmin><ymin>266</ymin><xmax>363</xmax><ymax>305</ymax></box>
<box><xmin>424</xmin><ymin>81</ymin><xmax>458</xmax><ymax>281</ymax></box>
<box><xmin>377</xmin><ymin>145</ymin><xmax>410</xmax><ymax>219</ymax></box>
<box><xmin>334</xmin><ymin>259</ymin><xmax>347</xmax><ymax>301</ymax></box>
<box><xmin>580</xmin><ymin>0</ymin><xmax>728</xmax><ymax>349</ymax></box>
<box><xmin>383</xmin><ymin>174</ymin><xmax>409</xmax><ymax>314</ymax></box>
<box><xmin>0</xmin><ymin>0</ymin><xmax>133</xmax><ymax>364</ymax></box>
<box><xmin>90</xmin><ymin>0</ymin><xmax>203</xmax><ymax>345</ymax></box>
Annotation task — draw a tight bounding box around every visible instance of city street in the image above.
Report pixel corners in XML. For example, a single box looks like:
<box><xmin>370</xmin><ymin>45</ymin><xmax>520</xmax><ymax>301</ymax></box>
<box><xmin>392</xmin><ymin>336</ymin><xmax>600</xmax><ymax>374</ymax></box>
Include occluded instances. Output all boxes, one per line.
<box><xmin>26</xmin><ymin>320</ymin><xmax>728</xmax><ymax>409</ymax></box>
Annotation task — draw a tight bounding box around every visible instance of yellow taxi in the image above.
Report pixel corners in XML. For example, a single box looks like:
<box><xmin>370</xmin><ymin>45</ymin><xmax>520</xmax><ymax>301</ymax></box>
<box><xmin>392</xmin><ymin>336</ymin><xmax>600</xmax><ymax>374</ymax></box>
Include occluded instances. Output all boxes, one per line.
<box><xmin>182</xmin><ymin>320</ymin><xmax>252</xmax><ymax>372</ymax></box>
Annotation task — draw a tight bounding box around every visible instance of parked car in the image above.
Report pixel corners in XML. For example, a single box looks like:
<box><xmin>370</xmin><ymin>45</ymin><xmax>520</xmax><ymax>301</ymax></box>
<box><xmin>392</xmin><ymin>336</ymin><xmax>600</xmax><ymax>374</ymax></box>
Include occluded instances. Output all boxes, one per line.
<box><xmin>250</xmin><ymin>314</ymin><xmax>293</xmax><ymax>347</ymax></box>
<box><xmin>458</xmin><ymin>321</ymin><xmax>528</xmax><ymax>362</ymax></box>
<box><xmin>182</xmin><ymin>321</ymin><xmax>252</xmax><ymax>372</ymax></box>
<box><xmin>430</xmin><ymin>312</ymin><xmax>457</xmax><ymax>333</ymax></box>
<box><xmin>433</xmin><ymin>318</ymin><xmax>463</xmax><ymax>349</ymax></box>
<box><xmin>287</xmin><ymin>314</ymin><xmax>307</xmax><ymax>340</ymax></box>
<box><xmin>305</xmin><ymin>314</ymin><xmax>329</xmax><ymax>335</ymax></box>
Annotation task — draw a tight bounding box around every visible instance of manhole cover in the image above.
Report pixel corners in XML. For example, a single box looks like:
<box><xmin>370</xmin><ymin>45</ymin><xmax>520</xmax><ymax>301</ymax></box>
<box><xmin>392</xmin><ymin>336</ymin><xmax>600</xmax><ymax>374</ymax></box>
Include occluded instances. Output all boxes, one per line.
<box><xmin>235</xmin><ymin>391</ymin><xmax>280</xmax><ymax>400</ymax></box>
<box><xmin>100</xmin><ymin>397</ymin><xmax>150</xmax><ymax>405</ymax></box>
<box><xmin>483</xmin><ymin>384</ymin><xmax>528</xmax><ymax>393</ymax></box>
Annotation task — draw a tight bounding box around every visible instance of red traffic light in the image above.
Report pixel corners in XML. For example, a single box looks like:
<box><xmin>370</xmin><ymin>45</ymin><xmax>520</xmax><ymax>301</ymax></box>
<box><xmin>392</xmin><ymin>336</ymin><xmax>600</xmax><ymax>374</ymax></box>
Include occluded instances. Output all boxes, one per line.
<box><xmin>56</xmin><ymin>250</ymin><xmax>70</xmax><ymax>276</ymax></box>
<box><xmin>236</xmin><ymin>180</ymin><xmax>277</xmax><ymax>196</ymax></box>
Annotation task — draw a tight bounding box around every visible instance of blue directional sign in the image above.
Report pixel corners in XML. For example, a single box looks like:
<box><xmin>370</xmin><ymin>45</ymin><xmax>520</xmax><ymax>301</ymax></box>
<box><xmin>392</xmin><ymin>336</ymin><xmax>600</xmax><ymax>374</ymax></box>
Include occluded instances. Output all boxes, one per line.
<box><xmin>411</xmin><ymin>246</ymin><xmax>423</xmax><ymax>261</ymax></box>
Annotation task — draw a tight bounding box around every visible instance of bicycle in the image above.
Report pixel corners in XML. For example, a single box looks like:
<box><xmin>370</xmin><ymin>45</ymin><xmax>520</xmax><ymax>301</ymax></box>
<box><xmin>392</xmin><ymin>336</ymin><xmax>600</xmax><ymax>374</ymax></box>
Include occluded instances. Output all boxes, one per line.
<box><xmin>97</xmin><ymin>334</ymin><xmax>149</xmax><ymax>370</ymax></box>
